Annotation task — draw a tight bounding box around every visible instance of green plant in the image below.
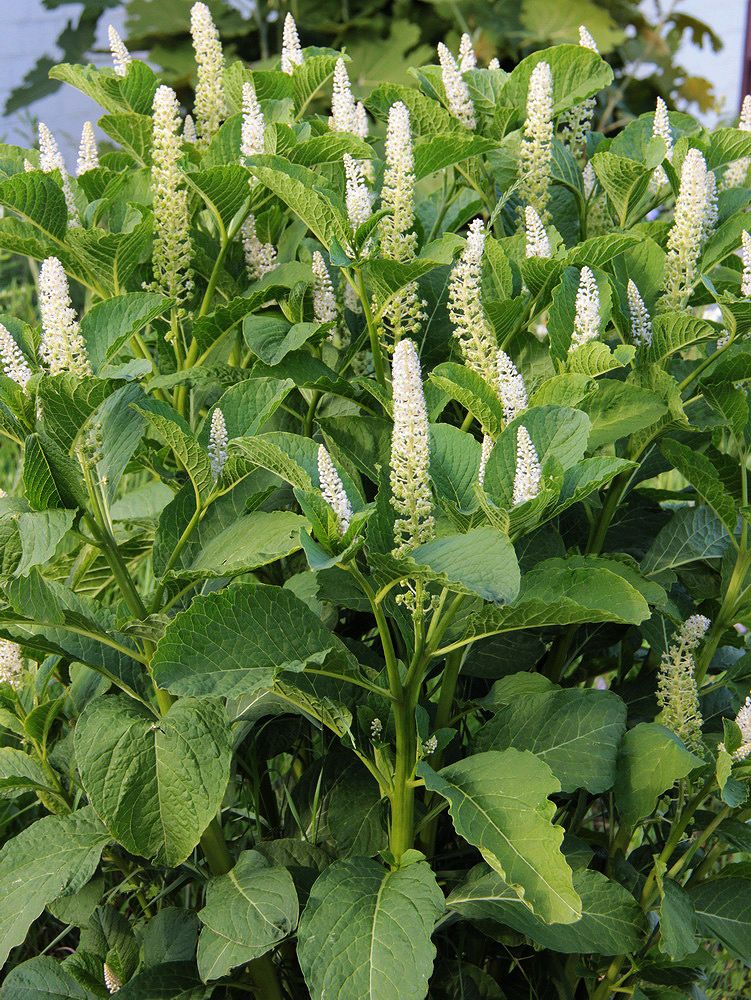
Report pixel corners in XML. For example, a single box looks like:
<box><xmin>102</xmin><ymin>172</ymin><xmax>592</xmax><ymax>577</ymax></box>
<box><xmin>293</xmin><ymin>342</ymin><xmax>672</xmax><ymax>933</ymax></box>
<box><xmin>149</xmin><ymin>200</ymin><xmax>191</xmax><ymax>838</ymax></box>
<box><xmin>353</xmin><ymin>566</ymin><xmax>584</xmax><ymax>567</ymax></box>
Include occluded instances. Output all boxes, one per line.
<box><xmin>2</xmin><ymin>10</ymin><xmax>751</xmax><ymax>999</ymax></box>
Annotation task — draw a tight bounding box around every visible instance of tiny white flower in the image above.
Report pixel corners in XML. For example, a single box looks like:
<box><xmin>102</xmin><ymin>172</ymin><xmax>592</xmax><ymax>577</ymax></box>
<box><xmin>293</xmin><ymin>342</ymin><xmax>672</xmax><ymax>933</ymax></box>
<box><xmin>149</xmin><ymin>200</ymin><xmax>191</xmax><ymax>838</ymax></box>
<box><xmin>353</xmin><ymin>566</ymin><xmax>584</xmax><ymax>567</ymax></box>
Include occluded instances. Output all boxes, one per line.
<box><xmin>650</xmin><ymin>97</ymin><xmax>673</xmax><ymax>190</ymax></box>
<box><xmin>312</xmin><ymin>251</ymin><xmax>337</xmax><ymax>326</ymax></box>
<box><xmin>478</xmin><ymin>433</ymin><xmax>493</xmax><ymax>487</ymax></box>
<box><xmin>569</xmin><ymin>266</ymin><xmax>600</xmax><ymax>351</ymax></box>
<box><xmin>437</xmin><ymin>42</ymin><xmax>475</xmax><ymax>129</ymax></box>
<box><xmin>627</xmin><ymin>279</ymin><xmax>652</xmax><ymax>347</ymax></box>
<box><xmin>38</xmin><ymin>256</ymin><xmax>92</xmax><ymax>377</ymax></box>
<box><xmin>448</xmin><ymin>218</ymin><xmax>497</xmax><ymax>387</ymax></box>
<box><xmin>662</xmin><ymin>148</ymin><xmax>712</xmax><ymax>309</ymax></box>
<box><xmin>240</xmin><ymin>81</ymin><xmax>265</xmax><ymax>158</ymax></box>
<box><xmin>317</xmin><ymin>444</ymin><xmax>353</xmax><ymax>534</ymax></box>
<box><xmin>190</xmin><ymin>2</ymin><xmax>226</xmax><ymax>145</ymax></box>
<box><xmin>23</xmin><ymin>159</ymin><xmax>35</xmax><ymax>173</ymax></box>
<box><xmin>497</xmin><ymin>350</ymin><xmax>528</xmax><ymax>424</ymax></box>
<box><xmin>0</xmin><ymin>323</ymin><xmax>32</xmax><ymax>389</ymax></box>
<box><xmin>0</xmin><ymin>640</ymin><xmax>23</xmax><ymax>689</ymax></box>
<box><xmin>370</xmin><ymin>717</ymin><xmax>383</xmax><ymax>739</ymax></box>
<box><xmin>329</xmin><ymin>59</ymin><xmax>358</xmax><ymax>134</ymax></box>
<box><xmin>103</xmin><ymin>963</ymin><xmax>121</xmax><ymax>995</ymax></box>
<box><xmin>208</xmin><ymin>407</ymin><xmax>228</xmax><ymax>481</ymax></box>
<box><xmin>524</xmin><ymin>205</ymin><xmax>551</xmax><ymax>258</ymax></box>
<box><xmin>108</xmin><ymin>25</ymin><xmax>132</xmax><ymax>77</ymax></box>
<box><xmin>488</xmin><ymin>57</ymin><xmax>500</xmax><ymax>71</ymax></box>
<box><xmin>343</xmin><ymin>153</ymin><xmax>371</xmax><ymax>231</ymax></box>
<box><xmin>578</xmin><ymin>25</ymin><xmax>598</xmax><ymax>52</ymax></box>
<box><xmin>281</xmin><ymin>13</ymin><xmax>304</xmax><ymax>75</ymax></box>
<box><xmin>76</xmin><ymin>121</ymin><xmax>99</xmax><ymax>176</ymax></box>
<box><xmin>458</xmin><ymin>33</ymin><xmax>477</xmax><ymax>73</ymax></box>
<box><xmin>390</xmin><ymin>339</ymin><xmax>434</xmax><ymax>556</ymax></box>
<box><xmin>422</xmin><ymin>734</ymin><xmax>438</xmax><ymax>755</ymax></box>
<box><xmin>518</xmin><ymin>61</ymin><xmax>553</xmax><ymax>222</ymax></box>
<box><xmin>241</xmin><ymin>215</ymin><xmax>277</xmax><ymax>280</ymax></box>
<box><xmin>183</xmin><ymin>114</ymin><xmax>197</xmax><ymax>144</ymax></box>
<box><xmin>512</xmin><ymin>425</ymin><xmax>541</xmax><ymax>505</ymax></box>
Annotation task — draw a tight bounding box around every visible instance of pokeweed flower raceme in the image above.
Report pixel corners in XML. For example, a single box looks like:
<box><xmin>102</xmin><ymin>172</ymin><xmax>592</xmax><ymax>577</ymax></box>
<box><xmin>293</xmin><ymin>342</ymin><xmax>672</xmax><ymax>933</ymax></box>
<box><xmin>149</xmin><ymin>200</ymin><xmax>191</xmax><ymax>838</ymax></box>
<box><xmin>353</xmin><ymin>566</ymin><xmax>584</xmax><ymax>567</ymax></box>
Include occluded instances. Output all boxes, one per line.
<box><xmin>76</xmin><ymin>121</ymin><xmax>99</xmax><ymax>176</ymax></box>
<box><xmin>38</xmin><ymin>122</ymin><xmax>79</xmax><ymax>227</ymax></box>
<box><xmin>627</xmin><ymin>279</ymin><xmax>652</xmax><ymax>347</ymax></box>
<box><xmin>151</xmin><ymin>86</ymin><xmax>194</xmax><ymax>308</ymax></box>
<box><xmin>241</xmin><ymin>215</ymin><xmax>277</xmax><ymax>280</ymax></box>
<box><xmin>312</xmin><ymin>251</ymin><xmax>338</xmax><ymax>327</ymax></box>
<box><xmin>448</xmin><ymin>219</ymin><xmax>497</xmax><ymax>387</ymax></box>
<box><xmin>390</xmin><ymin>339</ymin><xmax>434</xmax><ymax>556</ymax></box>
<box><xmin>518</xmin><ymin>61</ymin><xmax>553</xmax><ymax>222</ymax></box>
<box><xmin>497</xmin><ymin>350</ymin><xmax>528</xmax><ymax>424</ymax></box>
<box><xmin>650</xmin><ymin>97</ymin><xmax>673</xmax><ymax>190</ymax></box>
<box><xmin>103</xmin><ymin>963</ymin><xmax>122</xmax><ymax>995</ymax></box>
<box><xmin>437</xmin><ymin>43</ymin><xmax>476</xmax><ymax>130</ymax></box>
<box><xmin>183</xmin><ymin>114</ymin><xmax>197</xmax><ymax>144</ymax></box>
<box><xmin>240</xmin><ymin>81</ymin><xmax>265</xmax><ymax>159</ymax></box>
<box><xmin>724</xmin><ymin>94</ymin><xmax>751</xmax><ymax>189</ymax></box>
<box><xmin>662</xmin><ymin>148</ymin><xmax>712</xmax><ymax>310</ymax></box>
<box><xmin>729</xmin><ymin>697</ymin><xmax>751</xmax><ymax>762</ymax></box>
<box><xmin>569</xmin><ymin>266</ymin><xmax>600</xmax><ymax>351</ymax></box>
<box><xmin>524</xmin><ymin>206</ymin><xmax>551</xmax><ymax>258</ymax></box>
<box><xmin>38</xmin><ymin>256</ymin><xmax>92</xmax><ymax>377</ymax></box>
<box><xmin>656</xmin><ymin>614</ymin><xmax>710</xmax><ymax>752</ymax></box>
<box><xmin>317</xmin><ymin>445</ymin><xmax>353</xmax><ymax>535</ymax></box>
<box><xmin>559</xmin><ymin>26</ymin><xmax>598</xmax><ymax>156</ymax></box>
<box><xmin>458</xmin><ymin>33</ymin><xmax>477</xmax><ymax>73</ymax></box>
<box><xmin>478</xmin><ymin>434</ymin><xmax>493</xmax><ymax>487</ymax></box>
<box><xmin>190</xmin><ymin>2</ymin><xmax>225</xmax><ymax>145</ymax></box>
<box><xmin>343</xmin><ymin>153</ymin><xmax>371</xmax><ymax>232</ymax></box>
<box><xmin>488</xmin><ymin>57</ymin><xmax>500</xmax><ymax>71</ymax></box>
<box><xmin>0</xmin><ymin>323</ymin><xmax>32</xmax><ymax>389</ymax></box>
<box><xmin>513</xmin><ymin>425</ymin><xmax>542</xmax><ymax>505</ymax></box>
<box><xmin>281</xmin><ymin>13</ymin><xmax>304</xmax><ymax>75</ymax></box>
<box><xmin>0</xmin><ymin>639</ymin><xmax>23</xmax><ymax>689</ymax></box>
<box><xmin>742</xmin><ymin>230</ymin><xmax>751</xmax><ymax>297</ymax></box>
<box><xmin>704</xmin><ymin>170</ymin><xmax>718</xmax><ymax>239</ymax></box>
<box><xmin>329</xmin><ymin>59</ymin><xmax>359</xmax><ymax>134</ymax></box>
<box><xmin>108</xmin><ymin>24</ymin><xmax>131</xmax><ymax>77</ymax></box>
<box><xmin>208</xmin><ymin>408</ymin><xmax>228</xmax><ymax>481</ymax></box>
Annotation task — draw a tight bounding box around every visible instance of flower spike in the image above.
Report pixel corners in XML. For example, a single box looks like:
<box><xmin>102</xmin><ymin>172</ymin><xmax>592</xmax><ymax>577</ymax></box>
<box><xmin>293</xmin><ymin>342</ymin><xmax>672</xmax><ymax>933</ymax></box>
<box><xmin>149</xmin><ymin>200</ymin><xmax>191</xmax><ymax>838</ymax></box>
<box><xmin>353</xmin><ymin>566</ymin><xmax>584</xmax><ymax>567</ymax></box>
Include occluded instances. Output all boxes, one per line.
<box><xmin>512</xmin><ymin>426</ymin><xmax>542</xmax><ymax>505</ymax></box>
<box><xmin>76</xmin><ymin>121</ymin><xmax>99</xmax><ymax>176</ymax></box>
<box><xmin>38</xmin><ymin>256</ymin><xmax>92</xmax><ymax>376</ymax></box>
<box><xmin>448</xmin><ymin>218</ymin><xmax>497</xmax><ymax>387</ymax></box>
<box><xmin>569</xmin><ymin>266</ymin><xmax>600</xmax><ymax>351</ymax></box>
<box><xmin>627</xmin><ymin>279</ymin><xmax>652</xmax><ymax>347</ymax></box>
<box><xmin>190</xmin><ymin>2</ymin><xmax>225</xmax><ymax>144</ymax></box>
<box><xmin>281</xmin><ymin>13</ymin><xmax>304</xmax><ymax>74</ymax></box>
<box><xmin>240</xmin><ymin>81</ymin><xmax>265</xmax><ymax>158</ymax></box>
<box><xmin>318</xmin><ymin>445</ymin><xmax>353</xmax><ymax>535</ymax></box>
<box><xmin>108</xmin><ymin>25</ymin><xmax>131</xmax><ymax>77</ymax></box>
<box><xmin>0</xmin><ymin>323</ymin><xmax>32</xmax><ymax>389</ymax></box>
<box><xmin>437</xmin><ymin>42</ymin><xmax>476</xmax><ymax>129</ymax></box>
<box><xmin>518</xmin><ymin>61</ymin><xmax>553</xmax><ymax>222</ymax></box>
<box><xmin>208</xmin><ymin>408</ymin><xmax>228</xmax><ymax>481</ymax></box>
<box><xmin>656</xmin><ymin>614</ymin><xmax>709</xmax><ymax>752</ymax></box>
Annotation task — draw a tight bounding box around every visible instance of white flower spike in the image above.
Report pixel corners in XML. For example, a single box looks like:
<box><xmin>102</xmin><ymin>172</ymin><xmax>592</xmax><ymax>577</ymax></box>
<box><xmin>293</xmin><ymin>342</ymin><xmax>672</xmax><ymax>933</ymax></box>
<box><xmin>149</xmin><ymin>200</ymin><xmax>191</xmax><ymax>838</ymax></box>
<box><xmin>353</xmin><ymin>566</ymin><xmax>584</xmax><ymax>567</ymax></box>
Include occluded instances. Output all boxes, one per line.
<box><xmin>729</xmin><ymin>697</ymin><xmax>751</xmax><ymax>762</ymax></box>
<box><xmin>0</xmin><ymin>323</ymin><xmax>32</xmax><ymax>388</ymax></box>
<box><xmin>518</xmin><ymin>61</ymin><xmax>553</xmax><ymax>222</ymax></box>
<box><xmin>627</xmin><ymin>279</ymin><xmax>652</xmax><ymax>347</ymax></box>
<box><xmin>569</xmin><ymin>266</ymin><xmax>600</xmax><ymax>351</ymax></box>
<box><xmin>656</xmin><ymin>614</ymin><xmax>709</xmax><ymax>752</ymax></box>
<box><xmin>343</xmin><ymin>153</ymin><xmax>371</xmax><ymax>231</ymax></box>
<box><xmin>151</xmin><ymin>86</ymin><xmax>194</xmax><ymax>306</ymax></box>
<box><xmin>724</xmin><ymin>94</ymin><xmax>751</xmax><ymax>188</ymax></box>
<box><xmin>0</xmin><ymin>639</ymin><xmax>23</xmax><ymax>689</ymax></box>
<box><xmin>241</xmin><ymin>215</ymin><xmax>277</xmax><ymax>280</ymax></box>
<box><xmin>513</xmin><ymin>426</ymin><xmax>542</xmax><ymax>505</ymax></box>
<box><xmin>281</xmin><ymin>13</ymin><xmax>304</xmax><ymax>75</ymax></box>
<box><xmin>497</xmin><ymin>350</ymin><xmax>528</xmax><ymax>424</ymax></box>
<box><xmin>240</xmin><ymin>81</ymin><xmax>265</xmax><ymax>158</ymax></box>
<box><xmin>448</xmin><ymin>218</ymin><xmax>497</xmax><ymax>387</ymax></box>
<box><xmin>38</xmin><ymin>256</ymin><xmax>92</xmax><ymax>376</ymax></box>
<box><xmin>650</xmin><ymin>97</ymin><xmax>673</xmax><ymax>190</ymax></box>
<box><xmin>742</xmin><ymin>230</ymin><xmax>751</xmax><ymax>297</ymax></box>
<box><xmin>437</xmin><ymin>42</ymin><xmax>476</xmax><ymax>129</ymax></box>
<box><xmin>208</xmin><ymin>407</ymin><xmax>228</xmax><ymax>481</ymax></box>
<box><xmin>329</xmin><ymin>59</ymin><xmax>358</xmax><ymax>134</ymax></box>
<box><xmin>190</xmin><ymin>2</ymin><xmax>225</xmax><ymax>144</ymax></box>
<box><xmin>662</xmin><ymin>148</ymin><xmax>712</xmax><ymax>309</ymax></box>
<box><xmin>524</xmin><ymin>205</ymin><xmax>551</xmax><ymax>258</ymax></box>
<box><xmin>478</xmin><ymin>434</ymin><xmax>493</xmax><ymax>487</ymax></box>
<box><xmin>578</xmin><ymin>25</ymin><xmax>598</xmax><ymax>51</ymax></box>
<box><xmin>312</xmin><ymin>251</ymin><xmax>338</xmax><ymax>326</ymax></box>
<box><xmin>103</xmin><ymin>962</ymin><xmax>122</xmax><ymax>995</ymax></box>
<box><xmin>458</xmin><ymin>33</ymin><xmax>477</xmax><ymax>73</ymax></box>
<box><xmin>390</xmin><ymin>339</ymin><xmax>434</xmax><ymax>556</ymax></box>
<box><xmin>108</xmin><ymin>25</ymin><xmax>131</xmax><ymax>77</ymax></box>
<box><xmin>38</xmin><ymin>122</ymin><xmax>79</xmax><ymax>226</ymax></box>
<box><xmin>183</xmin><ymin>114</ymin><xmax>197</xmax><ymax>144</ymax></box>
<box><xmin>318</xmin><ymin>445</ymin><xmax>353</xmax><ymax>535</ymax></box>
<box><xmin>76</xmin><ymin>121</ymin><xmax>99</xmax><ymax>176</ymax></box>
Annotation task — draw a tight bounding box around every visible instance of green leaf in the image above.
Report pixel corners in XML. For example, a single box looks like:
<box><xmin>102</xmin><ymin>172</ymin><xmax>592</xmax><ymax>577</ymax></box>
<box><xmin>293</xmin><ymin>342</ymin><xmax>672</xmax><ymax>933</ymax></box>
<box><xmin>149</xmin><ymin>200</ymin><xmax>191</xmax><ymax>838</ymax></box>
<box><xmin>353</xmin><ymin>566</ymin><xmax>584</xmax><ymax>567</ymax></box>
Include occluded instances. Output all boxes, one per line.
<box><xmin>0</xmin><ymin>808</ymin><xmax>109</xmax><ymax>969</ymax></box>
<box><xmin>690</xmin><ymin>878</ymin><xmax>751</xmax><ymax>962</ymax></box>
<box><xmin>366</xmin><ymin>83</ymin><xmax>460</xmax><ymax>135</ymax></box>
<box><xmin>13</xmin><ymin>509</ymin><xmax>75</xmax><ymax>577</ymax></box>
<box><xmin>0</xmin><ymin>747</ymin><xmax>53</xmax><ymax>799</ymax></box>
<box><xmin>429</xmin><ymin>362</ymin><xmax>505</xmax><ymax>436</ymax></box>
<box><xmin>135</xmin><ymin>404</ymin><xmax>214</xmax><ymax>504</ymax></box>
<box><xmin>475</xmin><ymin>688</ymin><xmax>626</xmax><ymax>793</ymax></box>
<box><xmin>197</xmin><ymin>850</ymin><xmax>298</xmax><ymax>981</ymax></box>
<box><xmin>152</xmin><ymin>583</ymin><xmax>358</xmax><ymax>698</ymax></box>
<box><xmin>585</xmin><ymin>381</ymin><xmax>668</xmax><ymax>449</ymax></box>
<box><xmin>448</xmin><ymin>867</ymin><xmax>644</xmax><ymax>955</ymax></box>
<box><xmin>244</xmin><ymin>316</ymin><xmax>322</xmax><ymax>365</ymax></box>
<box><xmin>614</xmin><ymin>723</ymin><xmax>703</xmax><ymax>828</ymax></box>
<box><xmin>548</xmin><ymin>265</ymin><xmax>612</xmax><ymax>362</ymax></box>
<box><xmin>642</xmin><ymin>505</ymin><xmax>730</xmax><ymax>575</ymax></box>
<box><xmin>297</xmin><ymin>858</ymin><xmax>444</xmax><ymax>1000</ymax></box>
<box><xmin>23</xmin><ymin>432</ymin><xmax>87</xmax><ymax>511</ymax></box>
<box><xmin>99</xmin><ymin>113</ymin><xmax>153</xmax><ymax>166</ymax></box>
<box><xmin>116</xmin><ymin>962</ymin><xmax>207</xmax><ymax>999</ymax></box>
<box><xmin>590</xmin><ymin>152</ymin><xmax>650</xmax><ymax>227</ymax></box>
<box><xmin>142</xmin><ymin>909</ymin><xmax>199</xmax><ymax>968</ymax></box>
<box><xmin>414</xmin><ymin>134</ymin><xmax>497</xmax><ymax>180</ymax></box>
<box><xmin>292</xmin><ymin>54</ymin><xmax>340</xmax><ymax>114</ymax></box>
<box><xmin>658</xmin><ymin>877</ymin><xmax>698</xmax><ymax>961</ymax></box>
<box><xmin>80</xmin><ymin>292</ymin><xmax>170</xmax><ymax>373</ymax></box>
<box><xmin>410</xmin><ymin>527</ymin><xmax>520</xmax><ymax>604</ymax></box>
<box><xmin>0</xmin><ymin>956</ymin><xmax>96</xmax><ymax>998</ymax></box>
<box><xmin>75</xmin><ymin>695</ymin><xmax>231</xmax><ymax>866</ymax></box>
<box><xmin>501</xmin><ymin>45</ymin><xmax>613</xmax><ymax>116</ymax></box>
<box><xmin>188</xmin><ymin>166</ymin><xmax>251</xmax><ymax>233</ymax></box>
<box><xmin>644</xmin><ymin>312</ymin><xmax>714</xmax><ymax>364</ymax></box>
<box><xmin>0</xmin><ymin>171</ymin><xmax>68</xmax><ymax>244</ymax></box>
<box><xmin>420</xmin><ymin>750</ymin><xmax>581</xmax><ymax>924</ymax></box>
<box><xmin>661</xmin><ymin>438</ymin><xmax>737</xmax><ymax>534</ymax></box>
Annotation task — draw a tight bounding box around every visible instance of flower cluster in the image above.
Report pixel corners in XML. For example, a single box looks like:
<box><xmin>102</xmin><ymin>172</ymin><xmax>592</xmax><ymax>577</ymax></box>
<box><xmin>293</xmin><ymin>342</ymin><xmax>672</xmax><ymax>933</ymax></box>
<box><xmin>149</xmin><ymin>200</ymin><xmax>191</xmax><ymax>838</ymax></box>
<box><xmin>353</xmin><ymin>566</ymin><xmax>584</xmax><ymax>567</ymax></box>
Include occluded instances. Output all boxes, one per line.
<box><xmin>108</xmin><ymin>25</ymin><xmax>131</xmax><ymax>77</ymax></box>
<box><xmin>38</xmin><ymin>122</ymin><xmax>79</xmax><ymax>226</ymax></box>
<box><xmin>437</xmin><ymin>43</ymin><xmax>475</xmax><ymax>129</ymax></box>
<box><xmin>190</xmin><ymin>2</ymin><xmax>225</xmax><ymax>145</ymax></box>
<box><xmin>38</xmin><ymin>256</ymin><xmax>92</xmax><ymax>376</ymax></box>
<box><xmin>569</xmin><ymin>266</ymin><xmax>600</xmax><ymax>351</ymax></box>
<box><xmin>458</xmin><ymin>34</ymin><xmax>476</xmax><ymax>73</ymax></box>
<box><xmin>208</xmin><ymin>408</ymin><xmax>228</xmax><ymax>481</ymax></box>
<box><xmin>448</xmin><ymin>219</ymin><xmax>497</xmax><ymax>386</ymax></box>
<box><xmin>240</xmin><ymin>81</ymin><xmax>265</xmax><ymax>159</ymax></box>
<box><xmin>742</xmin><ymin>230</ymin><xmax>751</xmax><ymax>297</ymax></box>
<box><xmin>518</xmin><ymin>62</ymin><xmax>553</xmax><ymax>222</ymax></box>
<box><xmin>312</xmin><ymin>251</ymin><xmax>338</xmax><ymax>328</ymax></box>
<box><xmin>103</xmin><ymin>963</ymin><xmax>122</xmax><ymax>995</ymax></box>
<box><xmin>150</xmin><ymin>86</ymin><xmax>194</xmax><ymax>307</ymax></box>
<box><xmin>281</xmin><ymin>13</ymin><xmax>304</xmax><ymax>75</ymax></box>
<box><xmin>241</xmin><ymin>215</ymin><xmax>277</xmax><ymax>280</ymax></box>
<box><xmin>627</xmin><ymin>280</ymin><xmax>652</xmax><ymax>347</ymax></box>
<box><xmin>329</xmin><ymin>59</ymin><xmax>366</xmax><ymax>137</ymax></box>
<box><xmin>0</xmin><ymin>639</ymin><xmax>23</xmax><ymax>689</ymax></box>
<box><xmin>0</xmin><ymin>323</ymin><xmax>32</xmax><ymax>388</ymax></box>
<box><xmin>183</xmin><ymin>114</ymin><xmax>197</xmax><ymax>144</ymax></box>
<box><xmin>662</xmin><ymin>149</ymin><xmax>714</xmax><ymax>309</ymax></box>
<box><xmin>76</xmin><ymin>121</ymin><xmax>99</xmax><ymax>176</ymax></box>
<box><xmin>512</xmin><ymin>426</ymin><xmax>542</xmax><ymax>505</ymax></box>
<box><xmin>390</xmin><ymin>339</ymin><xmax>434</xmax><ymax>556</ymax></box>
<box><xmin>724</xmin><ymin>94</ymin><xmax>751</xmax><ymax>189</ymax></box>
<box><xmin>650</xmin><ymin>97</ymin><xmax>673</xmax><ymax>190</ymax></box>
<box><xmin>478</xmin><ymin>434</ymin><xmax>493</xmax><ymax>488</ymax></box>
<box><xmin>729</xmin><ymin>697</ymin><xmax>751</xmax><ymax>762</ymax></box>
<box><xmin>318</xmin><ymin>445</ymin><xmax>353</xmax><ymax>535</ymax></box>
<box><xmin>524</xmin><ymin>206</ymin><xmax>551</xmax><ymax>258</ymax></box>
<box><xmin>656</xmin><ymin>614</ymin><xmax>710</xmax><ymax>752</ymax></box>
<box><xmin>559</xmin><ymin>26</ymin><xmax>598</xmax><ymax>157</ymax></box>
<box><xmin>343</xmin><ymin>154</ymin><xmax>371</xmax><ymax>232</ymax></box>
<box><xmin>497</xmin><ymin>350</ymin><xmax>528</xmax><ymax>424</ymax></box>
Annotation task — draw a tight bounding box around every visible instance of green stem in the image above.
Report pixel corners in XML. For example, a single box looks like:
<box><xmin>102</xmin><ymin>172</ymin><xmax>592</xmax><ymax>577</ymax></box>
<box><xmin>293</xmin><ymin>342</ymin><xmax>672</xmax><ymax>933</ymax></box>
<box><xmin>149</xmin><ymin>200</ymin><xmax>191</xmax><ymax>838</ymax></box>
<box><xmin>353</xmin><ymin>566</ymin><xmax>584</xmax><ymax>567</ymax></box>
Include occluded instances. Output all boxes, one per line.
<box><xmin>200</xmin><ymin>816</ymin><xmax>233</xmax><ymax>876</ymax></box>
<box><xmin>354</xmin><ymin>268</ymin><xmax>386</xmax><ymax>388</ymax></box>
<box><xmin>390</xmin><ymin>678</ymin><xmax>419</xmax><ymax>861</ymax></box>
<box><xmin>419</xmin><ymin>649</ymin><xmax>463</xmax><ymax>855</ymax></box>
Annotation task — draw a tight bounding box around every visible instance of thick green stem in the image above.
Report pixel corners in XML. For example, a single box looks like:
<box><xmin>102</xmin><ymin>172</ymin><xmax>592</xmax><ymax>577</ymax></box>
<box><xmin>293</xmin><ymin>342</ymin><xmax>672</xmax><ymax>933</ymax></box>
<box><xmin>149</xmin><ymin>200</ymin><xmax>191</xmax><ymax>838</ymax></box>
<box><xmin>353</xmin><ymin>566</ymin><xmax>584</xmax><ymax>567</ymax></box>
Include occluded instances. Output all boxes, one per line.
<box><xmin>419</xmin><ymin>649</ymin><xmax>463</xmax><ymax>855</ymax></box>
<box><xmin>200</xmin><ymin>816</ymin><xmax>233</xmax><ymax>876</ymax></box>
<box><xmin>390</xmin><ymin>680</ymin><xmax>419</xmax><ymax>861</ymax></box>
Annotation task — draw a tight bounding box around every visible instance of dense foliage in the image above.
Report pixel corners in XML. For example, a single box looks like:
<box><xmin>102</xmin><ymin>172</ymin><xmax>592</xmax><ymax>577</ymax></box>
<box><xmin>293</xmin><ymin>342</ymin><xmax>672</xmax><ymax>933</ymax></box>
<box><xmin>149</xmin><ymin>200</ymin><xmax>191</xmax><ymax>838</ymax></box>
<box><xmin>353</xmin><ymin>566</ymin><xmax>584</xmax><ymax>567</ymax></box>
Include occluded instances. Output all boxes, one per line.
<box><xmin>2</xmin><ymin>9</ymin><xmax>751</xmax><ymax>999</ymax></box>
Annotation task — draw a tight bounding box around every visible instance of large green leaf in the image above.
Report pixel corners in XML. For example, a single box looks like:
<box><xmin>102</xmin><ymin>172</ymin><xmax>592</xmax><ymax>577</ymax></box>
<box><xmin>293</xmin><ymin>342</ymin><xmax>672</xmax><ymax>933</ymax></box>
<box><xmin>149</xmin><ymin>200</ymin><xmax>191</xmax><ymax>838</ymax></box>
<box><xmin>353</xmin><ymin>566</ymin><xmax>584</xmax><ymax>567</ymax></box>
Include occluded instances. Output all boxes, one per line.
<box><xmin>0</xmin><ymin>808</ymin><xmax>109</xmax><ymax>969</ymax></box>
<box><xmin>690</xmin><ymin>877</ymin><xmax>751</xmax><ymax>962</ymax></box>
<box><xmin>297</xmin><ymin>859</ymin><xmax>444</xmax><ymax>1000</ymax></box>
<box><xmin>584</xmin><ymin>381</ymin><xmax>667</xmax><ymax>449</ymax></box>
<box><xmin>420</xmin><ymin>750</ymin><xmax>581</xmax><ymax>924</ymax></box>
<box><xmin>501</xmin><ymin>45</ymin><xmax>613</xmax><ymax>116</ymax></box>
<box><xmin>151</xmin><ymin>583</ymin><xmax>358</xmax><ymax>698</ymax></box>
<box><xmin>0</xmin><ymin>956</ymin><xmax>96</xmax><ymax>999</ymax></box>
<box><xmin>410</xmin><ymin>527</ymin><xmax>521</xmax><ymax>604</ymax></box>
<box><xmin>80</xmin><ymin>292</ymin><xmax>171</xmax><ymax>373</ymax></box>
<box><xmin>0</xmin><ymin>172</ymin><xmax>68</xmax><ymax>244</ymax></box>
<box><xmin>661</xmin><ymin>438</ymin><xmax>737</xmax><ymax>534</ymax></box>
<box><xmin>75</xmin><ymin>695</ymin><xmax>231</xmax><ymax>866</ymax></box>
<box><xmin>448</xmin><ymin>867</ymin><xmax>644</xmax><ymax>955</ymax></box>
<box><xmin>475</xmin><ymin>688</ymin><xmax>626</xmax><ymax>793</ymax></box>
<box><xmin>641</xmin><ymin>505</ymin><xmax>730</xmax><ymax>575</ymax></box>
<box><xmin>197</xmin><ymin>850</ymin><xmax>298</xmax><ymax>981</ymax></box>
<box><xmin>614</xmin><ymin>723</ymin><xmax>703</xmax><ymax>828</ymax></box>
